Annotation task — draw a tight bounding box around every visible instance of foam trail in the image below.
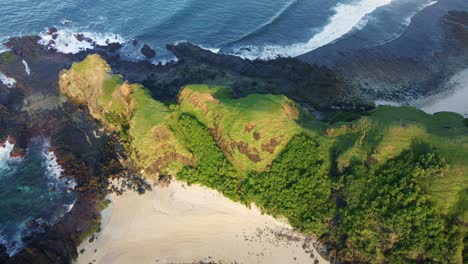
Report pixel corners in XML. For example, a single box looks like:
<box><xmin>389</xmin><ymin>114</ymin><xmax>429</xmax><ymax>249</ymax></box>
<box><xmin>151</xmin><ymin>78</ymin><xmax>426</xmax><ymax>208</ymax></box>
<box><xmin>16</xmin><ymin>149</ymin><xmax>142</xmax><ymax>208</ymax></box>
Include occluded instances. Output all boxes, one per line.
<box><xmin>372</xmin><ymin>0</ymin><xmax>439</xmax><ymax>47</ymax></box>
<box><xmin>404</xmin><ymin>1</ymin><xmax>438</xmax><ymax>26</ymax></box>
<box><xmin>22</xmin><ymin>59</ymin><xmax>31</xmax><ymax>75</ymax></box>
<box><xmin>235</xmin><ymin>0</ymin><xmax>393</xmax><ymax>60</ymax></box>
<box><xmin>0</xmin><ymin>139</ymin><xmax>15</xmax><ymax>166</ymax></box>
<box><xmin>41</xmin><ymin>139</ymin><xmax>76</xmax><ymax>191</ymax></box>
<box><xmin>232</xmin><ymin>0</ymin><xmax>299</xmax><ymax>44</ymax></box>
<box><xmin>0</xmin><ymin>72</ymin><xmax>16</xmax><ymax>88</ymax></box>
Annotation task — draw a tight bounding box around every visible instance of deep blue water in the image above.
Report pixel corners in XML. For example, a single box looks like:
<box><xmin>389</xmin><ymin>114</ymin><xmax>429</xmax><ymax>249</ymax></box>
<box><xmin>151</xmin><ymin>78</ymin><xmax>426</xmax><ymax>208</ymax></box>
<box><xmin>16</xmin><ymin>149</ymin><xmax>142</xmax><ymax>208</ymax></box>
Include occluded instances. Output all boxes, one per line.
<box><xmin>0</xmin><ymin>0</ymin><xmax>444</xmax><ymax>61</ymax></box>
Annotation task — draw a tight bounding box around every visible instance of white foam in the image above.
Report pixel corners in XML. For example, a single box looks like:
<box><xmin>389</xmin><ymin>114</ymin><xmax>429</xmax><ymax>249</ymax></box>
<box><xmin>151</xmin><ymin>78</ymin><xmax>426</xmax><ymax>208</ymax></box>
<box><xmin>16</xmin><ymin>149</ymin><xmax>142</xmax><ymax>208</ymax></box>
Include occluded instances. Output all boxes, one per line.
<box><xmin>0</xmin><ymin>71</ymin><xmax>16</xmax><ymax>88</ymax></box>
<box><xmin>233</xmin><ymin>0</ymin><xmax>393</xmax><ymax>60</ymax></box>
<box><xmin>22</xmin><ymin>59</ymin><xmax>31</xmax><ymax>76</ymax></box>
<box><xmin>38</xmin><ymin>29</ymin><xmax>125</xmax><ymax>54</ymax></box>
<box><xmin>41</xmin><ymin>139</ymin><xmax>76</xmax><ymax>191</ymax></box>
<box><xmin>198</xmin><ymin>45</ymin><xmax>220</xmax><ymax>54</ymax></box>
<box><xmin>354</xmin><ymin>17</ymin><xmax>370</xmax><ymax>31</ymax></box>
<box><xmin>414</xmin><ymin>68</ymin><xmax>468</xmax><ymax>117</ymax></box>
<box><xmin>61</xmin><ymin>19</ymin><xmax>72</xmax><ymax>25</ymax></box>
<box><xmin>375</xmin><ymin>100</ymin><xmax>402</xmax><ymax>107</ymax></box>
<box><xmin>65</xmin><ymin>201</ymin><xmax>76</xmax><ymax>213</ymax></box>
<box><xmin>403</xmin><ymin>1</ymin><xmax>438</xmax><ymax>26</ymax></box>
<box><xmin>0</xmin><ymin>139</ymin><xmax>15</xmax><ymax>167</ymax></box>
<box><xmin>369</xmin><ymin>0</ymin><xmax>438</xmax><ymax>47</ymax></box>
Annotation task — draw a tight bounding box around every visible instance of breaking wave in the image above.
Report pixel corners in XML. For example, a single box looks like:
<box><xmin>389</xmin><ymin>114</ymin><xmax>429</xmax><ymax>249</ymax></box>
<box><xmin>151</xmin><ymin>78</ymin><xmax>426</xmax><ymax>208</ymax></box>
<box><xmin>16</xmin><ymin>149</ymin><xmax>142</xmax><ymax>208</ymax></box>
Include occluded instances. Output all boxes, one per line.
<box><xmin>38</xmin><ymin>28</ymin><xmax>125</xmax><ymax>54</ymax></box>
<box><xmin>230</xmin><ymin>0</ymin><xmax>393</xmax><ymax>60</ymax></box>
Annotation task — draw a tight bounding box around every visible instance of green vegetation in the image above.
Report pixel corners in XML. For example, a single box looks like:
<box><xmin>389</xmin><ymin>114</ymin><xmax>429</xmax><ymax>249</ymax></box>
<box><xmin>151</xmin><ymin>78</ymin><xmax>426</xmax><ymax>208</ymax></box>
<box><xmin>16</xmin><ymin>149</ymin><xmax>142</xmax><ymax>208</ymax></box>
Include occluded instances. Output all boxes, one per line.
<box><xmin>173</xmin><ymin>114</ymin><xmax>239</xmax><ymax>199</ymax></box>
<box><xmin>0</xmin><ymin>51</ymin><xmax>16</xmax><ymax>64</ymax></box>
<box><xmin>60</xmin><ymin>55</ymin><xmax>192</xmax><ymax>177</ymax></box>
<box><xmin>242</xmin><ymin>135</ymin><xmax>333</xmax><ymax>233</ymax></box>
<box><xmin>327</xmin><ymin>111</ymin><xmax>361</xmax><ymax>124</ymax></box>
<box><xmin>177</xmin><ymin>84</ymin><xmax>314</xmax><ymax>173</ymax></box>
<box><xmin>336</xmin><ymin>149</ymin><xmax>458</xmax><ymax>263</ymax></box>
<box><xmin>60</xmin><ymin>55</ymin><xmax>468</xmax><ymax>263</ymax></box>
<box><xmin>172</xmin><ymin>115</ymin><xmax>333</xmax><ymax>232</ymax></box>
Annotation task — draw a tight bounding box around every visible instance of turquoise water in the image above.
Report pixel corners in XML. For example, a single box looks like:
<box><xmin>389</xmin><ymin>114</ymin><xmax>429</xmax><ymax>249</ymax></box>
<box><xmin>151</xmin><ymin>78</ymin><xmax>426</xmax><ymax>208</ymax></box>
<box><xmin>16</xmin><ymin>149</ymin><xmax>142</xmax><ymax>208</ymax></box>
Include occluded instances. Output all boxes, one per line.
<box><xmin>0</xmin><ymin>138</ymin><xmax>76</xmax><ymax>256</ymax></box>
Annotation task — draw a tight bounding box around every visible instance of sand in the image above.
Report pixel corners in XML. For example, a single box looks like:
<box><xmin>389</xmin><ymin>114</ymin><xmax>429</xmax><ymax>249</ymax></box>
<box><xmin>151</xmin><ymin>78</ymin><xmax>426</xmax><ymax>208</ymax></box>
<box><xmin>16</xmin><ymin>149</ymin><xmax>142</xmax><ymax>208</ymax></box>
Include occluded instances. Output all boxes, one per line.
<box><xmin>414</xmin><ymin>68</ymin><xmax>468</xmax><ymax>117</ymax></box>
<box><xmin>76</xmin><ymin>180</ymin><xmax>328</xmax><ymax>264</ymax></box>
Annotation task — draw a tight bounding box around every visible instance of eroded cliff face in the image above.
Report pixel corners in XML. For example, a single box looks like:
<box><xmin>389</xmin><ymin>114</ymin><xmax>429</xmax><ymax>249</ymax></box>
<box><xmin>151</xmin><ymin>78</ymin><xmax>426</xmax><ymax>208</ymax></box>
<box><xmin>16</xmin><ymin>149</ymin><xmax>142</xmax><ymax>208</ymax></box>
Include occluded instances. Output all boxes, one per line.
<box><xmin>58</xmin><ymin>55</ymin><xmax>317</xmax><ymax>176</ymax></box>
<box><xmin>59</xmin><ymin>54</ymin><xmax>124</xmax><ymax>123</ymax></box>
<box><xmin>59</xmin><ymin>55</ymin><xmax>194</xmax><ymax>179</ymax></box>
<box><xmin>177</xmin><ymin>85</ymin><xmax>306</xmax><ymax>173</ymax></box>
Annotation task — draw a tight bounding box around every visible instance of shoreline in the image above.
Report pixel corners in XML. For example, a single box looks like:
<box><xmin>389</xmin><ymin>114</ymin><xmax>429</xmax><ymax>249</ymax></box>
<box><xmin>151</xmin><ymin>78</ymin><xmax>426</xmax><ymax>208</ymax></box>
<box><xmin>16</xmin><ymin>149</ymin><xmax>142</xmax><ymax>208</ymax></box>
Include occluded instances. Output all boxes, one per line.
<box><xmin>76</xmin><ymin>180</ymin><xmax>328</xmax><ymax>264</ymax></box>
<box><xmin>413</xmin><ymin>67</ymin><xmax>468</xmax><ymax>117</ymax></box>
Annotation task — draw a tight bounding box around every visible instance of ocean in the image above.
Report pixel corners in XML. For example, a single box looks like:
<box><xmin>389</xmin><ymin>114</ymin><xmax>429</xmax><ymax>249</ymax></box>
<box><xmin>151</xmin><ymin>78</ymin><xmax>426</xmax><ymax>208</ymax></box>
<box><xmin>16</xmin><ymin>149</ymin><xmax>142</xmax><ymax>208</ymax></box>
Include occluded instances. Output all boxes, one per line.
<box><xmin>0</xmin><ymin>0</ymin><xmax>442</xmax><ymax>62</ymax></box>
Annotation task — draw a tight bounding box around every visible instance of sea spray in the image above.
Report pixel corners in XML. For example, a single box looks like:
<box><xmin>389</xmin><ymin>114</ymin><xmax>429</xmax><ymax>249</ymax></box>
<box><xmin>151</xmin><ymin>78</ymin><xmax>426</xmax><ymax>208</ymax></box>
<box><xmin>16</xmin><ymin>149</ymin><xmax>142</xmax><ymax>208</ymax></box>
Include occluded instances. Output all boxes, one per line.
<box><xmin>0</xmin><ymin>72</ymin><xmax>16</xmax><ymax>88</ymax></box>
<box><xmin>38</xmin><ymin>28</ymin><xmax>125</xmax><ymax>54</ymax></box>
<box><xmin>22</xmin><ymin>59</ymin><xmax>31</xmax><ymax>76</ymax></box>
<box><xmin>41</xmin><ymin>139</ymin><xmax>77</xmax><ymax>192</ymax></box>
<box><xmin>0</xmin><ymin>139</ymin><xmax>15</xmax><ymax>166</ymax></box>
<box><xmin>0</xmin><ymin>137</ymin><xmax>76</xmax><ymax>256</ymax></box>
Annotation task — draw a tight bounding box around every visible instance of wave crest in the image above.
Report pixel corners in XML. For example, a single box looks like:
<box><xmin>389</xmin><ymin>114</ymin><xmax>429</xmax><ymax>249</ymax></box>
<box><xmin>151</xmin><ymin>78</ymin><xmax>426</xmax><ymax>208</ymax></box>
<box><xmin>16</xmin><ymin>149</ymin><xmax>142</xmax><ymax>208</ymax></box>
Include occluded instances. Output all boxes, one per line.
<box><xmin>231</xmin><ymin>0</ymin><xmax>393</xmax><ymax>60</ymax></box>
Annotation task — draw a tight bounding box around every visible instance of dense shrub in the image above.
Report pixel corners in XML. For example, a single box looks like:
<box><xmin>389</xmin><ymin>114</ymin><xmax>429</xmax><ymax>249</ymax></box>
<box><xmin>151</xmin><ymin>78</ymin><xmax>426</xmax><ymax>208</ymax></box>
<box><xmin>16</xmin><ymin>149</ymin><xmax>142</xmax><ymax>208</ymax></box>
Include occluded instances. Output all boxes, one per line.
<box><xmin>173</xmin><ymin>114</ymin><xmax>239</xmax><ymax>199</ymax></box>
<box><xmin>241</xmin><ymin>135</ymin><xmax>333</xmax><ymax>233</ymax></box>
<box><xmin>336</xmin><ymin>151</ymin><xmax>457</xmax><ymax>263</ymax></box>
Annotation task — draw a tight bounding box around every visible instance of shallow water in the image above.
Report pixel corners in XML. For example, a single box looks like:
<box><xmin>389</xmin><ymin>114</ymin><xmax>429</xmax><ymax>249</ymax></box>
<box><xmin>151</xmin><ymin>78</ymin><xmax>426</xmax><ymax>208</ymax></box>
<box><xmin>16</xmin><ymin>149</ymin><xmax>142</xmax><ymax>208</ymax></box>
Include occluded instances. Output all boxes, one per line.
<box><xmin>415</xmin><ymin>68</ymin><xmax>468</xmax><ymax>117</ymax></box>
<box><xmin>0</xmin><ymin>137</ymin><xmax>76</xmax><ymax>256</ymax></box>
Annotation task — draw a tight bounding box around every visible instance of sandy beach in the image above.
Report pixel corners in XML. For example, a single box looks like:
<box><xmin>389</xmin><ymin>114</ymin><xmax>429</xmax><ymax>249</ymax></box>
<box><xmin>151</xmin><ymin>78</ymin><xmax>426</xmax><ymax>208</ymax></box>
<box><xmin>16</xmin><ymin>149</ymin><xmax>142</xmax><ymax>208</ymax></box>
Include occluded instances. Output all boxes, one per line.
<box><xmin>76</xmin><ymin>180</ymin><xmax>327</xmax><ymax>264</ymax></box>
<box><xmin>414</xmin><ymin>68</ymin><xmax>468</xmax><ymax>117</ymax></box>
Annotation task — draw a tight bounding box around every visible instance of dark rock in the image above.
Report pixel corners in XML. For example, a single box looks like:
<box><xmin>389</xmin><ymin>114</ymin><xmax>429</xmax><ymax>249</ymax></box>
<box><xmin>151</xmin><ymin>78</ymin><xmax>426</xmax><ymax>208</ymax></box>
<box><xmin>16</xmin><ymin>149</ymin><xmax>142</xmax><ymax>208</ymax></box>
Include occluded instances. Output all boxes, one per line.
<box><xmin>107</xmin><ymin>42</ymin><xmax>123</xmax><ymax>53</ymax></box>
<box><xmin>74</xmin><ymin>34</ymin><xmax>85</xmax><ymax>42</ymax></box>
<box><xmin>47</xmin><ymin>27</ymin><xmax>58</xmax><ymax>35</ymax></box>
<box><xmin>141</xmin><ymin>44</ymin><xmax>156</xmax><ymax>58</ymax></box>
<box><xmin>0</xmin><ymin>244</ymin><xmax>9</xmax><ymax>263</ymax></box>
<box><xmin>74</xmin><ymin>34</ymin><xmax>92</xmax><ymax>44</ymax></box>
<box><xmin>131</xmin><ymin>39</ymin><xmax>138</xmax><ymax>46</ymax></box>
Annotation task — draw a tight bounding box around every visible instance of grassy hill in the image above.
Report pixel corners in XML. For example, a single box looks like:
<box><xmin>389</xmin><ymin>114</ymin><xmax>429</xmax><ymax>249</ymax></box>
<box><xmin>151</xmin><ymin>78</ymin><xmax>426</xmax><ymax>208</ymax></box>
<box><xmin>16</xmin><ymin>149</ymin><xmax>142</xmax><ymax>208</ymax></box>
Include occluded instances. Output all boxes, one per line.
<box><xmin>60</xmin><ymin>55</ymin><xmax>468</xmax><ymax>263</ymax></box>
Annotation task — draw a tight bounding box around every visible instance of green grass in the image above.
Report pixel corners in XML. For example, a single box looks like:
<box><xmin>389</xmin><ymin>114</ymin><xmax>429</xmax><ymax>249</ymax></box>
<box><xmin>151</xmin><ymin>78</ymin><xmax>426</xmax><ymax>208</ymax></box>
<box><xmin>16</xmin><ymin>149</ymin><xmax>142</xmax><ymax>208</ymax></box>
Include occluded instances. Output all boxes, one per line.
<box><xmin>70</xmin><ymin>54</ymin><xmax>110</xmax><ymax>74</ymax></box>
<box><xmin>177</xmin><ymin>84</ymin><xmax>310</xmax><ymax>172</ymax></box>
<box><xmin>0</xmin><ymin>51</ymin><xmax>16</xmax><ymax>64</ymax></box>
<box><xmin>98</xmin><ymin>75</ymin><xmax>126</xmax><ymax>115</ymax></box>
<box><xmin>328</xmin><ymin>106</ymin><xmax>468</xmax><ymax>220</ymax></box>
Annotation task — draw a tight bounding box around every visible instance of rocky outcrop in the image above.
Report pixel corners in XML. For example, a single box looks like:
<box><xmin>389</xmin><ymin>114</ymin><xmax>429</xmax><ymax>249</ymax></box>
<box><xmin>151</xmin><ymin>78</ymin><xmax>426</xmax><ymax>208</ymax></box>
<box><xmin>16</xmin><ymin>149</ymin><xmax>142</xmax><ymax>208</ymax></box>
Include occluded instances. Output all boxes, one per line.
<box><xmin>140</xmin><ymin>44</ymin><xmax>156</xmax><ymax>59</ymax></box>
<box><xmin>59</xmin><ymin>55</ymin><xmax>194</xmax><ymax>179</ymax></box>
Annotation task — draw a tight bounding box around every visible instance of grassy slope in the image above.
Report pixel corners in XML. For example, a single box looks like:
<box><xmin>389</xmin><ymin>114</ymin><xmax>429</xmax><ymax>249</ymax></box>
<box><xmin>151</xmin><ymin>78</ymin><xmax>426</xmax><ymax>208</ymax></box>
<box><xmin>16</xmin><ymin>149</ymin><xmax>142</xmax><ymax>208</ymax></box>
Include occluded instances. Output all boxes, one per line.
<box><xmin>60</xmin><ymin>55</ymin><xmax>468</xmax><ymax>262</ymax></box>
<box><xmin>177</xmin><ymin>84</ymin><xmax>324</xmax><ymax>173</ymax></box>
<box><xmin>60</xmin><ymin>55</ymin><xmax>192</xmax><ymax>177</ymax></box>
<box><xmin>327</xmin><ymin>106</ymin><xmax>468</xmax><ymax>219</ymax></box>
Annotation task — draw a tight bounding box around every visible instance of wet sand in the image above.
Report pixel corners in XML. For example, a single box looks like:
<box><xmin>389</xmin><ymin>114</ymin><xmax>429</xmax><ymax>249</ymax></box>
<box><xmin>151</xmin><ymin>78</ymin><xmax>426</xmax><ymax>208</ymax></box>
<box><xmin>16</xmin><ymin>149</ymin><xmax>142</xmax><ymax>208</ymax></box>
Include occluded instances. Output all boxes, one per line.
<box><xmin>76</xmin><ymin>180</ymin><xmax>327</xmax><ymax>264</ymax></box>
<box><xmin>415</xmin><ymin>68</ymin><xmax>468</xmax><ymax>117</ymax></box>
